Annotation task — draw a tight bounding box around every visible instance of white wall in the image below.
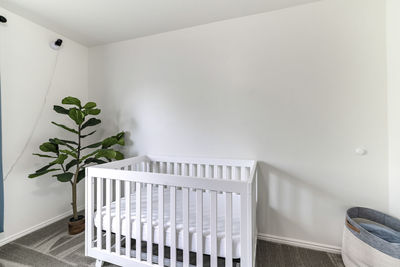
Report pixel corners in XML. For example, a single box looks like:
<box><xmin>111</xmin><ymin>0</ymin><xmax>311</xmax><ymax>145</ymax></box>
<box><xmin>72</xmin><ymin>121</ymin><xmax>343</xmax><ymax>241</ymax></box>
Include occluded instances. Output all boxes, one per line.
<box><xmin>0</xmin><ymin>7</ymin><xmax>88</xmax><ymax>244</ymax></box>
<box><xmin>387</xmin><ymin>0</ymin><xmax>400</xmax><ymax>218</ymax></box>
<box><xmin>89</xmin><ymin>0</ymin><xmax>388</xmax><ymax>248</ymax></box>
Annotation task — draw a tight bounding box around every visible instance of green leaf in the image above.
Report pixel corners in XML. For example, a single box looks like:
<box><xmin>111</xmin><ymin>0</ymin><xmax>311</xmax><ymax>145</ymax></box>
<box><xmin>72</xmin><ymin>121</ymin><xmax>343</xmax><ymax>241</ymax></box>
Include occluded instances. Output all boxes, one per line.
<box><xmin>49</xmin><ymin>138</ymin><xmax>76</xmax><ymax>151</ymax></box>
<box><xmin>68</xmin><ymin>108</ymin><xmax>85</xmax><ymax>125</ymax></box>
<box><xmin>115</xmin><ymin>151</ymin><xmax>124</xmax><ymax>160</ymax></box>
<box><xmin>32</xmin><ymin>153</ymin><xmax>57</xmax><ymax>158</ymax></box>
<box><xmin>59</xmin><ymin>139</ymin><xmax>78</xmax><ymax>145</ymax></box>
<box><xmin>117</xmin><ymin>138</ymin><xmax>125</xmax><ymax>146</ymax></box>
<box><xmin>52</xmin><ymin>122</ymin><xmax>78</xmax><ymax>134</ymax></box>
<box><xmin>80</xmin><ymin>150</ymin><xmax>99</xmax><ymax>162</ymax></box>
<box><xmin>81</xmin><ymin>118</ymin><xmax>101</xmax><ymax>130</ymax></box>
<box><xmin>95</xmin><ymin>149</ymin><xmax>117</xmax><ymax>160</ymax></box>
<box><xmin>83</xmin><ymin>102</ymin><xmax>96</xmax><ymax>109</ymax></box>
<box><xmin>51</xmin><ymin>154</ymin><xmax>68</xmax><ymax>165</ymax></box>
<box><xmin>102</xmin><ymin>137</ymin><xmax>118</xmax><ymax>149</ymax></box>
<box><xmin>85</xmin><ymin>108</ymin><xmax>101</xmax><ymax>115</ymax></box>
<box><xmin>84</xmin><ymin>158</ymin><xmax>107</xmax><ymax>165</ymax></box>
<box><xmin>53</xmin><ymin>105</ymin><xmax>69</xmax><ymax>115</ymax></box>
<box><xmin>81</xmin><ymin>130</ymin><xmax>96</xmax><ymax>138</ymax></box>
<box><xmin>116</xmin><ymin>132</ymin><xmax>125</xmax><ymax>146</ymax></box>
<box><xmin>82</xmin><ymin>142</ymin><xmax>102</xmax><ymax>150</ymax></box>
<box><xmin>28</xmin><ymin>168</ymin><xmax>60</xmax><ymax>178</ymax></box>
<box><xmin>39</xmin><ymin>142</ymin><xmax>58</xmax><ymax>154</ymax></box>
<box><xmin>65</xmin><ymin>159</ymin><xmax>78</xmax><ymax>171</ymax></box>
<box><xmin>35</xmin><ymin>163</ymin><xmax>56</xmax><ymax>173</ymax></box>
<box><xmin>62</xmin><ymin>96</ymin><xmax>81</xmax><ymax>108</ymax></box>
<box><xmin>53</xmin><ymin>172</ymin><xmax>74</xmax><ymax>182</ymax></box>
<box><xmin>49</xmin><ymin>138</ymin><xmax>61</xmax><ymax>145</ymax></box>
<box><xmin>60</xmin><ymin>149</ymin><xmax>78</xmax><ymax>159</ymax></box>
<box><xmin>116</xmin><ymin>132</ymin><xmax>125</xmax><ymax>139</ymax></box>
<box><xmin>77</xmin><ymin>170</ymin><xmax>86</xmax><ymax>183</ymax></box>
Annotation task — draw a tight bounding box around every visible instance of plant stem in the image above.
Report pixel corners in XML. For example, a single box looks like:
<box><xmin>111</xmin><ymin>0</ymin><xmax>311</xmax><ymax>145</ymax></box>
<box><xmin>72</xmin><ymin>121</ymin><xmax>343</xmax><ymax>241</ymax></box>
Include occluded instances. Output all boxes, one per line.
<box><xmin>71</xmin><ymin>124</ymin><xmax>81</xmax><ymax>221</ymax></box>
<box><xmin>72</xmin><ymin>175</ymin><xmax>78</xmax><ymax>220</ymax></box>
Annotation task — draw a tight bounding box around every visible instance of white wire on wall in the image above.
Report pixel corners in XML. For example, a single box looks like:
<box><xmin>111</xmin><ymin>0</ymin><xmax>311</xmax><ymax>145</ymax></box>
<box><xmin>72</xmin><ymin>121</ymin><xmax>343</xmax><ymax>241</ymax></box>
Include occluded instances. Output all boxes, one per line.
<box><xmin>1</xmin><ymin>32</ymin><xmax>61</xmax><ymax>182</ymax></box>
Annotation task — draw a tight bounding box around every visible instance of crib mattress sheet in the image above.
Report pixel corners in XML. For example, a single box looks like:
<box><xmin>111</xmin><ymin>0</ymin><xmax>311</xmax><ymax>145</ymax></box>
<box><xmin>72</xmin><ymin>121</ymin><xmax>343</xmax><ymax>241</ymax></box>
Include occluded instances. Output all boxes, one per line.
<box><xmin>94</xmin><ymin>187</ymin><xmax>241</xmax><ymax>258</ymax></box>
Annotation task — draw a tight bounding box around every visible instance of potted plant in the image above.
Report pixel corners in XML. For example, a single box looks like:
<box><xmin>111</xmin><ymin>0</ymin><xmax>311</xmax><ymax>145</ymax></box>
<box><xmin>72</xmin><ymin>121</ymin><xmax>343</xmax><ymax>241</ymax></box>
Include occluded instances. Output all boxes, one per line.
<box><xmin>28</xmin><ymin>96</ymin><xmax>125</xmax><ymax>234</ymax></box>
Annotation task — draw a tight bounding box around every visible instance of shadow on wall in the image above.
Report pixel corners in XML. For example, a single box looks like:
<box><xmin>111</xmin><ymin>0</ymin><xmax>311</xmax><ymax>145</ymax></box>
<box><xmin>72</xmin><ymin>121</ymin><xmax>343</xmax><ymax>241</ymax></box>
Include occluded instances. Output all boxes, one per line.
<box><xmin>31</xmin><ymin>176</ymin><xmax>71</xmax><ymax>197</ymax></box>
<box><xmin>104</xmin><ymin>109</ymin><xmax>136</xmax><ymax>157</ymax></box>
<box><xmin>257</xmin><ymin>161</ymin><xmax>347</xmax><ymax>244</ymax></box>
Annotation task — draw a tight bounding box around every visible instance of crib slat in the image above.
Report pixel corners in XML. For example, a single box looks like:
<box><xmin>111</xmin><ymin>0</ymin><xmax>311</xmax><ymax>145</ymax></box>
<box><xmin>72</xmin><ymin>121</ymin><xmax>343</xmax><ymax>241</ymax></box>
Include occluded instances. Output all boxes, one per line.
<box><xmin>158</xmin><ymin>185</ymin><xmax>164</xmax><ymax>266</ymax></box>
<box><xmin>196</xmin><ymin>189</ymin><xmax>203</xmax><ymax>267</ymax></box>
<box><xmin>142</xmin><ymin>161</ymin><xmax>146</xmax><ymax>172</ymax></box>
<box><xmin>206</xmin><ymin>165</ymin><xmax>211</xmax><ymax>178</ymax></box>
<box><xmin>232</xmin><ymin>166</ymin><xmax>237</xmax><ymax>180</ymax></box>
<box><xmin>170</xmin><ymin>186</ymin><xmax>177</xmax><ymax>267</ymax></box>
<box><xmin>173</xmin><ymin>162</ymin><xmax>177</xmax><ymax>176</ymax></box>
<box><xmin>147</xmin><ymin>184</ymin><xmax>153</xmax><ymax>263</ymax></box>
<box><xmin>183</xmin><ymin>163</ymin><xmax>188</xmax><ymax>176</ymax></box>
<box><xmin>87</xmin><ymin>174</ymin><xmax>94</xmax><ymax>250</ymax></box>
<box><xmin>197</xmin><ymin>164</ymin><xmax>201</xmax><ymax>177</ymax></box>
<box><xmin>189</xmin><ymin>164</ymin><xmax>194</xmax><ymax>177</ymax></box>
<box><xmin>225</xmin><ymin>192</ymin><xmax>233</xmax><ymax>267</ymax></box>
<box><xmin>241</xmin><ymin>167</ymin><xmax>246</xmax><ymax>181</ymax></box>
<box><xmin>106</xmin><ymin>179</ymin><xmax>112</xmax><ymax>252</ymax></box>
<box><xmin>223</xmin><ymin>166</ymin><xmax>228</xmax><ymax>179</ymax></box>
<box><xmin>96</xmin><ymin>178</ymin><xmax>103</xmax><ymax>250</ymax></box>
<box><xmin>136</xmin><ymin>182</ymin><xmax>142</xmax><ymax>260</ymax></box>
<box><xmin>183</xmin><ymin>188</ymin><xmax>189</xmax><ymax>267</ymax></box>
<box><xmin>125</xmin><ymin>181</ymin><xmax>131</xmax><ymax>257</ymax></box>
<box><xmin>240</xmin><ymin>192</ymin><xmax>248</xmax><ymax>267</ymax></box>
<box><xmin>210</xmin><ymin>191</ymin><xmax>217</xmax><ymax>267</ymax></box>
<box><xmin>115</xmin><ymin>180</ymin><xmax>121</xmax><ymax>255</ymax></box>
<box><xmin>167</xmin><ymin>162</ymin><xmax>171</xmax><ymax>174</ymax></box>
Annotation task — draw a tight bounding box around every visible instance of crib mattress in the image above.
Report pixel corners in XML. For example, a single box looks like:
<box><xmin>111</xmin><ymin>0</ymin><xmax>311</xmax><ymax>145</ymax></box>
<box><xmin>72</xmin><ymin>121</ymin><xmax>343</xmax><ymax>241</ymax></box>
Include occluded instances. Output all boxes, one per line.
<box><xmin>94</xmin><ymin>187</ymin><xmax>241</xmax><ymax>258</ymax></box>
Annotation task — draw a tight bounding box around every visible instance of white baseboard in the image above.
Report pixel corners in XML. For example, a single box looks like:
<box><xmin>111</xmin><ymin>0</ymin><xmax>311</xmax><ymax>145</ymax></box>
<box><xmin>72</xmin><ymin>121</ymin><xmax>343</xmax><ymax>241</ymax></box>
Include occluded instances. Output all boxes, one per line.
<box><xmin>258</xmin><ymin>233</ymin><xmax>342</xmax><ymax>254</ymax></box>
<box><xmin>0</xmin><ymin>205</ymin><xmax>85</xmax><ymax>247</ymax></box>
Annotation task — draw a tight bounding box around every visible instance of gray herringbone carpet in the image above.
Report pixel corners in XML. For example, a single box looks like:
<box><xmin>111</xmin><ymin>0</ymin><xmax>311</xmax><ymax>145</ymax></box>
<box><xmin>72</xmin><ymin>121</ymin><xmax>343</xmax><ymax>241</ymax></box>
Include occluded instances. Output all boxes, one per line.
<box><xmin>0</xmin><ymin>213</ymin><xmax>344</xmax><ymax>267</ymax></box>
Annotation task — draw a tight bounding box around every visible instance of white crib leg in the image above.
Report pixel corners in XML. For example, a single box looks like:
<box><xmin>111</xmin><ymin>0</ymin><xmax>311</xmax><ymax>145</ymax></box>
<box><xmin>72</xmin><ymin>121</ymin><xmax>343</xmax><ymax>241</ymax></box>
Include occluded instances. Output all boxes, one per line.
<box><xmin>95</xmin><ymin>259</ymin><xmax>103</xmax><ymax>267</ymax></box>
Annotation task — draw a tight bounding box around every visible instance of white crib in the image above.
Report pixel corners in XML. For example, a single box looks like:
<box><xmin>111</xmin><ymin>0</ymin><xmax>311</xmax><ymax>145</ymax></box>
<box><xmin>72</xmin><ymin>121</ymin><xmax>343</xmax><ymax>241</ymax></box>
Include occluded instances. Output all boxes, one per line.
<box><xmin>85</xmin><ymin>155</ymin><xmax>258</xmax><ymax>267</ymax></box>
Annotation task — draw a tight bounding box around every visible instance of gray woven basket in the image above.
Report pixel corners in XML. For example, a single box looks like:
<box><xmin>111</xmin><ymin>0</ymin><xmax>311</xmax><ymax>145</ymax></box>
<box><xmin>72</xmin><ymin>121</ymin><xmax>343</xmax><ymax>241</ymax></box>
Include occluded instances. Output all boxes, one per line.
<box><xmin>342</xmin><ymin>207</ymin><xmax>400</xmax><ymax>266</ymax></box>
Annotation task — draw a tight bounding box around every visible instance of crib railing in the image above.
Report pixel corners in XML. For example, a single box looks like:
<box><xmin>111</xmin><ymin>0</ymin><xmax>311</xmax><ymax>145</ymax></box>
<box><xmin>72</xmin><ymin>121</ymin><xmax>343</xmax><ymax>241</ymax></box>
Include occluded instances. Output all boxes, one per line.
<box><xmin>85</xmin><ymin>156</ymin><xmax>257</xmax><ymax>267</ymax></box>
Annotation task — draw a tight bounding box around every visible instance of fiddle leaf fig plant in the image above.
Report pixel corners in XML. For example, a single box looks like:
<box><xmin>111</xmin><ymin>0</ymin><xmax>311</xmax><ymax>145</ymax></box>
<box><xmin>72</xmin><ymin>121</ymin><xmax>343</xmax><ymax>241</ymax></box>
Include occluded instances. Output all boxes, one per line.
<box><xmin>29</xmin><ymin>96</ymin><xmax>125</xmax><ymax>221</ymax></box>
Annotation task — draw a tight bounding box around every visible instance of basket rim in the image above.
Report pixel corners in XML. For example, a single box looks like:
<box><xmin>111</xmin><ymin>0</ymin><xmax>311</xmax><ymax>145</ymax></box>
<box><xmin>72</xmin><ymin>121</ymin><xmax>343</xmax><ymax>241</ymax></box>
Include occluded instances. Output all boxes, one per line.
<box><xmin>345</xmin><ymin>206</ymin><xmax>400</xmax><ymax>259</ymax></box>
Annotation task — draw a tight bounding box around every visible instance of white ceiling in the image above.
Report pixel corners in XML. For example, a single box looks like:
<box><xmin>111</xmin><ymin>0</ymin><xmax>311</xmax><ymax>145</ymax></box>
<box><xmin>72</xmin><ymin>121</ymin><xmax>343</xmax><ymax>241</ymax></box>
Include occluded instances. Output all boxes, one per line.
<box><xmin>0</xmin><ymin>0</ymin><xmax>318</xmax><ymax>46</ymax></box>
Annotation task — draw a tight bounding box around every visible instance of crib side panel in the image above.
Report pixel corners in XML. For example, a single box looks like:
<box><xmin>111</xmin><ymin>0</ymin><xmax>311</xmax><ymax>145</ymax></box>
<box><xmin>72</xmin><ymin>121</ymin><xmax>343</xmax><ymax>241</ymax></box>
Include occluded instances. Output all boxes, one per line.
<box><xmin>86</xmin><ymin>158</ymin><xmax>257</xmax><ymax>267</ymax></box>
